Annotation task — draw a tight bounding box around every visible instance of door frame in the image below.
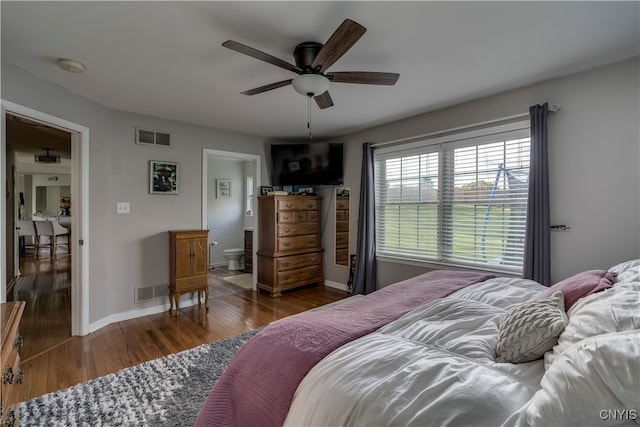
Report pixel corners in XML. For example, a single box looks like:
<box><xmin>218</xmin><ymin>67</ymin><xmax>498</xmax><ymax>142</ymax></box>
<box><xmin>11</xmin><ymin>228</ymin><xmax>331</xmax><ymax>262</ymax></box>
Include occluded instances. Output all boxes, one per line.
<box><xmin>202</xmin><ymin>148</ymin><xmax>260</xmax><ymax>290</ymax></box>
<box><xmin>1</xmin><ymin>100</ymin><xmax>90</xmax><ymax>336</ymax></box>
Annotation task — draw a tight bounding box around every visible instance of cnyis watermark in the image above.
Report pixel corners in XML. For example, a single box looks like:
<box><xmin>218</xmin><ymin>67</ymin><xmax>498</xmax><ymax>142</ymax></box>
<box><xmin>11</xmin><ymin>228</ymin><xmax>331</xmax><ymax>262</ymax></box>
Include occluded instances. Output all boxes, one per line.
<box><xmin>599</xmin><ymin>409</ymin><xmax>638</xmax><ymax>421</ymax></box>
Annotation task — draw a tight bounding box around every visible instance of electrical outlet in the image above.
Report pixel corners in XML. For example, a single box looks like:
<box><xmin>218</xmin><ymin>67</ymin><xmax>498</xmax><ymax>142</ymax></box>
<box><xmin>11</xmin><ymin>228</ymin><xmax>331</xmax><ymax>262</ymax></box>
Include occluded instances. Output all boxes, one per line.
<box><xmin>116</xmin><ymin>202</ymin><xmax>130</xmax><ymax>214</ymax></box>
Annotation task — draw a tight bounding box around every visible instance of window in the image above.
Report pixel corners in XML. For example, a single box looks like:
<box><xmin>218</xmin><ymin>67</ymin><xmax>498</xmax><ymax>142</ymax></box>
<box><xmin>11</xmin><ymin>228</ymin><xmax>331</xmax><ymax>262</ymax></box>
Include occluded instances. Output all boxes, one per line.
<box><xmin>375</xmin><ymin>121</ymin><xmax>530</xmax><ymax>273</ymax></box>
<box><xmin>246</xmin><ymin>176</ymin><xmax>254</xmax><ymax>216</ymax></box>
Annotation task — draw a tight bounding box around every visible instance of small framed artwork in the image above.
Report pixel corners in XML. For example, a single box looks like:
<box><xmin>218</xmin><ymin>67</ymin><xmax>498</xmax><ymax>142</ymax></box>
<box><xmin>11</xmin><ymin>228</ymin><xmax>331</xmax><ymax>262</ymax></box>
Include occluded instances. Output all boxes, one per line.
<box><xmin>150</xmin><ymin>160</ymin><xmax>179</xmax><ymax>195</ymax></box>
<box><xmin>217</xmin><ymin>179</ymin><xmax>231</xmax><ymax>198</ymax></box>
<box><xmin>260</xmin><ymin>186</ymin><xmax>273</xmax><ymax>196</ymax></box>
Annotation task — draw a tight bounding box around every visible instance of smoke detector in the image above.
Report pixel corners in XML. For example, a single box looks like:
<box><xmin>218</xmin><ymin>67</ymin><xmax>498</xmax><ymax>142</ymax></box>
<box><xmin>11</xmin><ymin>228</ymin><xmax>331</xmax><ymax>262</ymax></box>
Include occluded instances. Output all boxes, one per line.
<box><xmin>57</xmin><ymin>58</ymin><xmax>85</xmax><ymax>73</ymax></box>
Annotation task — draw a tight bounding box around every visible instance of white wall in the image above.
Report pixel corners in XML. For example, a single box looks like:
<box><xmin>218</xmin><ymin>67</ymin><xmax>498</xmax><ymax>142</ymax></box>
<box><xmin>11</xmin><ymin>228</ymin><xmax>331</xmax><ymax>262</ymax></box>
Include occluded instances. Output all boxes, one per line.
<box><xmin>331</xmin><ymin>57</ymin><xmax>639</xmax><ymax>287</ymax></box>
<box><xmin>2</xmin><ymin>61</ymin><xmax>270</xmax><ymax>326</ymax></box>
<box><xmin>207</xmin><ymin>157</ymin><xmax>246</xmax><ymax>267</ymax></box>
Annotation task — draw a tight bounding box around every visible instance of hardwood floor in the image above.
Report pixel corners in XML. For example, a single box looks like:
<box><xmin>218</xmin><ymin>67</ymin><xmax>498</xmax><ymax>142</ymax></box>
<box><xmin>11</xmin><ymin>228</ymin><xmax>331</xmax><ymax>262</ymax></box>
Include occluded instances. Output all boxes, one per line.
<box><xmin>13</xmin><ymin>255</ymin><xmax>348</xmax><ymax>403</ymax></box>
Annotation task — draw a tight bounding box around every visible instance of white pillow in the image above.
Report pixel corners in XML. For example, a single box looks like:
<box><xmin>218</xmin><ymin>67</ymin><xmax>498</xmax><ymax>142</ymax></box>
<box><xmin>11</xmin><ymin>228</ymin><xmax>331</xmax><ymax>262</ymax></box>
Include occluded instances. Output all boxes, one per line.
<box><xmin>526</xmin><ymin>331</ymin><xmax>640</xmax><ymax>427</ymax></box>
<box><xmin>609</xmin><ymin>259</ymin><xmax>640</xmax><ymax>284</ymax></box>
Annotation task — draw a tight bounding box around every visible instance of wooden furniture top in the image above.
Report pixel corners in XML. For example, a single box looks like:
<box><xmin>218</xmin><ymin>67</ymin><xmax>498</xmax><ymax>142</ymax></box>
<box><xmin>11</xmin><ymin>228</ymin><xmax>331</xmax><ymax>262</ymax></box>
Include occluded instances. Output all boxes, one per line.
<box><xmin>1</xmin><ymin>301</ymin><xmax>25</xmax><ymax>346</ymax></box>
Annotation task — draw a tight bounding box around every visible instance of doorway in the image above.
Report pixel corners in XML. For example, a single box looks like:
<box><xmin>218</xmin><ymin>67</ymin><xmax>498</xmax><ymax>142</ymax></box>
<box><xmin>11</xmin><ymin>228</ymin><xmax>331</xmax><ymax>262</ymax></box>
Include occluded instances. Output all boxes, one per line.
<box><xmin>1</xmin><ymin>100</ymin><xmax>90</xmax><ymax>337</ymax></box>
<box><xmin>202</xmin><ymin>149</ymin><xmax>260</xmax><ymax>291</ymax></box>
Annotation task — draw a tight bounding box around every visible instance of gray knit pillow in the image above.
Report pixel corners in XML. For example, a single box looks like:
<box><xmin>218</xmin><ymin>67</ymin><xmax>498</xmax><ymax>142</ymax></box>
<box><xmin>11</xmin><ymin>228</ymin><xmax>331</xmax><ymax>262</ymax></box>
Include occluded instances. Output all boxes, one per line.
<box><xmin>495</xmin><ymin>292</ymin><xmax>567</xmax><ymax>363</ymax></box>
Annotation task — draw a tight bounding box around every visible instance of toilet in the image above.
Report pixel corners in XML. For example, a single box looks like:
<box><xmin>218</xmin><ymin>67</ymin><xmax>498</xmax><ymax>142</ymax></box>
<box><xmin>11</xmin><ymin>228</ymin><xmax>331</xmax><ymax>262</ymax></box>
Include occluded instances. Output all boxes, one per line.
<box><xmin>223</xmin><ymin>248</ymin><xmax>244</xmax><ymax>271</ymax></box>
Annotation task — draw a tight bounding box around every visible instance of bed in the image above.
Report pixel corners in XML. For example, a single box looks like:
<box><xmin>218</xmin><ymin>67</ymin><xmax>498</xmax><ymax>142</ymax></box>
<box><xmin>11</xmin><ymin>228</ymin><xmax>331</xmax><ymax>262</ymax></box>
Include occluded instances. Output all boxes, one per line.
<box><xmin>195</xmin><ymin>260</ymin><xmax>640</xmax><ymax>427</ymax></box>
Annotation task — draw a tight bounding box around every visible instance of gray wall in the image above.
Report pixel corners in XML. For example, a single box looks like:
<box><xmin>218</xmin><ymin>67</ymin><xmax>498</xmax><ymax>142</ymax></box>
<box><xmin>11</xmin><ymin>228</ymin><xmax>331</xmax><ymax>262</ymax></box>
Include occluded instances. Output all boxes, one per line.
<box><xmin>2</xmin><ymin>62</ymin><xmax>269</xmax><ymax>325</ymax></box>
<box><xmin>323</xmin><ymin>57</ymin><xmax>639</xmax><ymax>287</ymax></box>
<box><xmin>3</xmin><ymin>56</ymin><xmax>638</xmax><ymax>326</ymax></box>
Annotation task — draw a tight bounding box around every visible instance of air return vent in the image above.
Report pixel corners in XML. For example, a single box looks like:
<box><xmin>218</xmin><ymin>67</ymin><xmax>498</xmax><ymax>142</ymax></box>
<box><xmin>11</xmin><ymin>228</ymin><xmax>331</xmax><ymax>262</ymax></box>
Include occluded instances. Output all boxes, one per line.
<box><xmin>135</xmin><ymin>284</ymin><xmax>170</xmax><ymax>303</ymax></box>
<box><xmin>135</xmin><ymin>127</ymin><xmax>172</xmax><ymax>147</ymax></box>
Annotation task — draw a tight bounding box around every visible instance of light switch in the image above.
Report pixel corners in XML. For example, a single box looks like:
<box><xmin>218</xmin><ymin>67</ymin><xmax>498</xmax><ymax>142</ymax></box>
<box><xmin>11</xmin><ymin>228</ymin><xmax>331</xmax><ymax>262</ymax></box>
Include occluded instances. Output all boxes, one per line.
<box><xmin>116</xmin><ymin>202</ymin><xmax>130</xmax><ymax>214</ymax></box>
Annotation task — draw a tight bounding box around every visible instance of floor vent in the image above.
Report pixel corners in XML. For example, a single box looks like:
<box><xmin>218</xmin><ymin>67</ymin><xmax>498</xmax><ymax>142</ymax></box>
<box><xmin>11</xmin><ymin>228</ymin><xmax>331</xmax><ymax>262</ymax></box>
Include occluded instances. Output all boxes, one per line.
<box><xmin>135</xmin><ymin>284</ymin><xmax>169</xmax><ymax>303</ymax></box>
<box><xmin>135</xmin><ymin>127</ymin><xmax>172</xmax><ymax>147</ymax></box>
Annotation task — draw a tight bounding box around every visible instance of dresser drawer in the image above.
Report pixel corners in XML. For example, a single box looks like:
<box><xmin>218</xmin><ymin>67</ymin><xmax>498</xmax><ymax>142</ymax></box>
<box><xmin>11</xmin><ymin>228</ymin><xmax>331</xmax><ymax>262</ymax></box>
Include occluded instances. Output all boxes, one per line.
<box><xmin>277</xmin><ymin>235</ymin><xmax>320</xmax><ymax>252</ymax></box>
<box><xmin>277</xmin><ymin>252</ymin><xmax>322</xmax><ymax>271</ymax></box>
<box><xmin>336</xmin><ymin>199</ymin><xmax>349</xmax><ymax>210</ymax></box>
<box><xmin>277</xmin><ymin>198</ymin><xmax>319</xmax><ymax>211</ymax></box>
<box><xmin>278</xmin><ymin>210</ymin><xmax>319</xmax><ymax>223</ymax></box>
<box><xmin>336</xmin><ymin>210</ymin><xmax>348</xmax><ymax>221</ymax></box>
<box><xmin>336</xmin><ymin>249</ymin><xmax>349</xmax><ymax>264</ymax></box>
<box><xmin>336</xmin><ymin>232</ymin><xmax>349</xmax><ymax>248</ymax></box>
<box><xmin>277</xmin><ymin>222</ymin><xmax>319</xmax><ymax>237</ymax></box>
<box><xmin>336</xmin><ymin>220</ymin><xmax>349</xmax><ymax>233</ymax></box>
<box><xmin>174</xmin><ymin>275</ymin><xmax>207</xmax><ymax>292</ymax></box>
<box><xmin>277</xmin><ymin>265</ymin><xmax>322</xmax><ymax>287</ymax></box>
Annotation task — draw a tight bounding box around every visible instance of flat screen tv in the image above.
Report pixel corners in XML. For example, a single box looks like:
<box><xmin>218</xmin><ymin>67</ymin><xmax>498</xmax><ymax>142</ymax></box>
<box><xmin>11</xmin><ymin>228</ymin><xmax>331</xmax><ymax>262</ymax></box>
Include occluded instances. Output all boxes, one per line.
<box><xmin>271</xmin><ymin>143</ymin><xmax>344</xmax><ymax>186</ymax></box>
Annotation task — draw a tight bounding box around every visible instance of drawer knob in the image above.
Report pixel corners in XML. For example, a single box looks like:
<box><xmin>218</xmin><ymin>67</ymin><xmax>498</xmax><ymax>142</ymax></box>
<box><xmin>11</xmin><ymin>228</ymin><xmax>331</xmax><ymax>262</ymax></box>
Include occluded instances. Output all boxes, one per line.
<box><xmin>16</xmin><ymin>369</ymin><xmax>24</xmax><ymax>385</ymax></box>
<box><xmin>283</xmin><ymin>275</ymin><xmax>290</xmax><ymax>281</ymax></box>
<box><xmin>307</xmin><ymin>204</ymin><xmax>314</xmax><ymax>208</ymax></box>
<box><xmin>284</xmin><ymin>227</ymin><xmax>290</xmax><ymax>233</ymax></box>
<box><xmin>308</xmin><ymin>239</ymin><xmax>316</xmax><ymax>244</ymax></box>
<box><xmin>282</xmin><ymin>262</ymin><xmax>290</xmax><ymax>267</ymax></box>
<box><xmin>3</xmin><ymin>366</ymin><xmax>14</xmax><ymax>385</ymax></box>
<box><xmin>283</xmin><ymin>242</ymin><xmax>290</xmax><ymax>247</ymax></box>
<box><xmin>286</xmin><ymin>203</ymin><xmax>293</xmax><ymax>208</ymax></box>
<box><xmin>14</xmin><ymin>334</ymin><xmax>23</xmax><ymax>349</ymax></box>
<box><xmin>310</xmin><ymin>257</ymin><xmax>318</xmax><ymax>262</ymax></box>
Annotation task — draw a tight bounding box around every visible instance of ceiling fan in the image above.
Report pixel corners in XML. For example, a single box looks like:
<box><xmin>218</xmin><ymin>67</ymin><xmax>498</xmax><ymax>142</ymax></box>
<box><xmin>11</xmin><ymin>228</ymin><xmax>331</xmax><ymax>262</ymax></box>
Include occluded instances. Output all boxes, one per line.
<box><xmin>222</xmin><ymin>19</ymin><xmax>399</xmax><ymax>109</ymax></box>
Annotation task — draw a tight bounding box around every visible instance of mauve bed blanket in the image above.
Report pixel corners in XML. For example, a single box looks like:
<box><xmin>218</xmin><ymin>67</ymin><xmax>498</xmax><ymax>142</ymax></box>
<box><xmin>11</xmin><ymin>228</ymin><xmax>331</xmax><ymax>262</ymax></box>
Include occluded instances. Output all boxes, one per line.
<box><xmin>194</xmin><ymin>270</ymin><xmax>495</xmax><ymax>427</ymax></box>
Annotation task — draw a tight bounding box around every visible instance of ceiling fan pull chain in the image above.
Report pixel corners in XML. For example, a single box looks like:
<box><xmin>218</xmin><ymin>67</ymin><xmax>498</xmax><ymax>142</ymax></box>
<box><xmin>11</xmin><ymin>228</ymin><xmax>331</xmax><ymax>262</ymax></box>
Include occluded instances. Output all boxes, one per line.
<box><xmin>308</xmin><ymin>95</ymin><xmax>313</xmax><ymax>140</ymax></box>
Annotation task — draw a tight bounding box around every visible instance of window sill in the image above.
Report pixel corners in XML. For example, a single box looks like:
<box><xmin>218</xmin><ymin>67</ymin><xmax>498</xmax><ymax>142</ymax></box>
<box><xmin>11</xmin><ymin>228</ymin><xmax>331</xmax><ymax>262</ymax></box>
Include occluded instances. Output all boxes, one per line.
<box><xmin>376</xmin><ymin>254</ymin><xmax>522</xmax><ymax>277</ymax></box>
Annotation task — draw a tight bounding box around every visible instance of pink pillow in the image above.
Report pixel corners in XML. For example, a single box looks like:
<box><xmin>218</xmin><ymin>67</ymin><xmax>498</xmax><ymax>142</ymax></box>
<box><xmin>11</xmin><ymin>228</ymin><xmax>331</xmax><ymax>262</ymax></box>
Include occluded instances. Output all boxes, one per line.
<box><xmin>537</xmin><ymin>270</ymin><xmax>616</xmax><ymax>311</ymax></box>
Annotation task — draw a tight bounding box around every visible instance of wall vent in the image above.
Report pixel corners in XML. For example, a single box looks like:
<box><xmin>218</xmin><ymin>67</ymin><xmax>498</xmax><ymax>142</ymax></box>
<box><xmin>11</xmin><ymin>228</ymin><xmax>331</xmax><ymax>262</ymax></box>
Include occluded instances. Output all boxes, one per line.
<box><xmin>135</xmin><ymin>284</ymin><xmax>170</xmax><ymax>303</ymax></box>
<box><xmin>135</xmin><ymin>127</ymin><xmax>172</xmax><ymax>147</ymax></box>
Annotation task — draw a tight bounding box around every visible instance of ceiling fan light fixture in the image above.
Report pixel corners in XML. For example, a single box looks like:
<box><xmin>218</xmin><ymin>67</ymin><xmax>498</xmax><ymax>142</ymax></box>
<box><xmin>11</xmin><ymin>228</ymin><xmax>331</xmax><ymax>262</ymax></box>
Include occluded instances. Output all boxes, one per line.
<box><xmin>34</xmin><ymin>148</ymin><xmax>61</xmax><ymax>164</ymax></box>
<box><xmin>292</xmin><ymin>74</ymin><xmax>329</xmax><ymax>97</ymax></box>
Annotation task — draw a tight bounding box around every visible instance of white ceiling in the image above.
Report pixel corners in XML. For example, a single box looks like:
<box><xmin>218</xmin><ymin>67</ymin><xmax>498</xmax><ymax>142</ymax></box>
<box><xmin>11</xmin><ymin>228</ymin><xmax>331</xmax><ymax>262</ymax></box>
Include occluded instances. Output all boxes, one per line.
<box><xmin>2</xmin><ymin>1</ymin><xmax>638</xmax><ymax>140</ymax></box>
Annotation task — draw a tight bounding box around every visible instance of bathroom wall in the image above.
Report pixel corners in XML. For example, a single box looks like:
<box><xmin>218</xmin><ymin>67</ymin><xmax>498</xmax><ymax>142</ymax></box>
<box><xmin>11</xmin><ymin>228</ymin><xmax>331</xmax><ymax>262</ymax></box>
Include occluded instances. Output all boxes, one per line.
<box><xmin>206</xmin><ymin>156</ymin><xmax>247</xmax><ymax>267</ymax></box>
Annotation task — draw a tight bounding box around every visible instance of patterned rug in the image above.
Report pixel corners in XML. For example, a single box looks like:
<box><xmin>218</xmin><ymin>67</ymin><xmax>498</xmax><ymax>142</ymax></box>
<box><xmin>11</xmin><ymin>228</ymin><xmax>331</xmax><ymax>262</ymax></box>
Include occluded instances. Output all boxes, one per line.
<box><xmin>20</xmin><ymin>329</ymin><xmax>261</xmax><ymax>426</ymax></box>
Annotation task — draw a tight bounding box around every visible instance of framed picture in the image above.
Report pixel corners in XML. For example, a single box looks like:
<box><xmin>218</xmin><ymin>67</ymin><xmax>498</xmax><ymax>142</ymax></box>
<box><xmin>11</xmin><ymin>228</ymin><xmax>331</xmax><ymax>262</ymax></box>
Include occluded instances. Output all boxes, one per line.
<box><xmin>260</xmin><ymin>186</ymin><xmax>273</xmax><ymax>196</ymax></box>
<box><xmin>150</xmin><ymin>160</ymin><xmax>179</xmax><ymax>195</ymax></box>
<box><xmin>217</xmin><ymin>179</ymin><xmax>231</xmax><ymax>198</ymax></box>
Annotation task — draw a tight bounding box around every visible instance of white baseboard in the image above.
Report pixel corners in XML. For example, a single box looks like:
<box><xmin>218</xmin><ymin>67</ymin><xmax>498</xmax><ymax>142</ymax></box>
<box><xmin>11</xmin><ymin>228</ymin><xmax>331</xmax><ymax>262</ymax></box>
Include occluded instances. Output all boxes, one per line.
<box><xmin>88</xmin><ymin>295</ymin><xmax>203</xmax><ymax>333</ymax></box>
<box><xmin>324</xmin><ymin>280</ymin><xmax>348</xmax><ymax>292</ymax></box>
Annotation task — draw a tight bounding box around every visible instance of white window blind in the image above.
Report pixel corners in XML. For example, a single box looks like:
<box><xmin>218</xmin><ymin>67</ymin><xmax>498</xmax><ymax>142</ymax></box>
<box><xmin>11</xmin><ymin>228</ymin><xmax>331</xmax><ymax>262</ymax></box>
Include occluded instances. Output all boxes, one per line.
<box><xmin>375</xmin><ymin>122</ymin><xmax>530</xmax><ymax>273</ymax></box>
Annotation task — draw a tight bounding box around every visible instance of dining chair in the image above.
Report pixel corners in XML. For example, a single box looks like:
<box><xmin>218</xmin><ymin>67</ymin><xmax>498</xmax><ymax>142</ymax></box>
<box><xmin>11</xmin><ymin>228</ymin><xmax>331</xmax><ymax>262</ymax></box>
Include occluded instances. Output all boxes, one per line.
<box><xmin>17</xmin><ymin>220</ymin><xmax>38</xmax><ymax>256</ymax></box>
<box><xmin>34</xmin><ymin>221</ymin><xmax>55</xmax><ymax>257</ymax></box>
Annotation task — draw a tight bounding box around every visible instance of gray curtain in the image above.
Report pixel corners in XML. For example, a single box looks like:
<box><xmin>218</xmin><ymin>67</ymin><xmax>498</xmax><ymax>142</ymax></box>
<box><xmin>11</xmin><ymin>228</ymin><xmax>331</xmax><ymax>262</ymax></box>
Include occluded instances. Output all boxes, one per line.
<box><xmin>524</xmin><ymin>103</ymin><xmax>551</xmax><ymax>286</ymax></box>
<box><xmin>351</xmin><ymin>142</ymin><xmax>377</xmax><ymax>295</ymax></box>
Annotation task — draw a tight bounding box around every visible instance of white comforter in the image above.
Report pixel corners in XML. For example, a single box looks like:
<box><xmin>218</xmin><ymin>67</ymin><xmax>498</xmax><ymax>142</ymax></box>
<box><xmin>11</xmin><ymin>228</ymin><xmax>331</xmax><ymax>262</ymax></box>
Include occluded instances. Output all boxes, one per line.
<box><xmin>284</xmin><ymin>277</ymin><xmax>547</xmax><ymax>427</ymax></box>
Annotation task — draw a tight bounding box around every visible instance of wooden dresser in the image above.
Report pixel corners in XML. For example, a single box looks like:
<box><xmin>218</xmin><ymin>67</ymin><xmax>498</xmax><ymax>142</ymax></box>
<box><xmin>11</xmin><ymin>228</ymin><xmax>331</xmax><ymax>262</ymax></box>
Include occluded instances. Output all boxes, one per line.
<box><xmin>169</xmin><ymin>230</ymin><xmax>209</xmax><ymax>316</ymax></box>
<box><xmin>1</xmin><ymin>301</ymin><xmax>25</xmax><ymax>427</ymax></box>
<box><xmin>257</xmin><ymin>195</ymin><xmax>323</xmax><ymax>297</ymax></box>
<box><xmin>335</xmin><ymin>195</ymin><xmax>350</xmax><ymax>266</ymax></box>
<box><xmin>243</xmin><ymin>229</ymin><xmax>253</xmax><ymax>273</ymax></box>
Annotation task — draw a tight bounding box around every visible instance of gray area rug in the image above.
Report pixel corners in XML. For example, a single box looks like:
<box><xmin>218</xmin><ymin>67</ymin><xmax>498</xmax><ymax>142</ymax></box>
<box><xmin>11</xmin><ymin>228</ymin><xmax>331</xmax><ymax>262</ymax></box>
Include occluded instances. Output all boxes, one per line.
<box><xmin>20</xmin><ymin>328</ymin><xmax>261</xmax><ymax>426</ymax></box>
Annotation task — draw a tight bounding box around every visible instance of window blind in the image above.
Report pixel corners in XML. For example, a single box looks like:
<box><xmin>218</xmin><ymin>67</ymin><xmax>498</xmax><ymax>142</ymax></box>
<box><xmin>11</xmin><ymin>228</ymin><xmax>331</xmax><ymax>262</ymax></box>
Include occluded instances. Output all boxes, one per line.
<box><xmin>375</xmin><ymin>122</ymin><xmax>530</xmax><ymax>273</ymax></box>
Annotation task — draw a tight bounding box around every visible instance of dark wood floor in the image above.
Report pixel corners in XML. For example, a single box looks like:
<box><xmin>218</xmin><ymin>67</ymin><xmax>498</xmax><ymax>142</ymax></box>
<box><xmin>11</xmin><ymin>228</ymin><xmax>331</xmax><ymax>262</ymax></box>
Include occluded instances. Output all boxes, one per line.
<box><xmin>13</xmin><ymin>254</ymin><xmax>348</xmax><ymax>403</ymax></box>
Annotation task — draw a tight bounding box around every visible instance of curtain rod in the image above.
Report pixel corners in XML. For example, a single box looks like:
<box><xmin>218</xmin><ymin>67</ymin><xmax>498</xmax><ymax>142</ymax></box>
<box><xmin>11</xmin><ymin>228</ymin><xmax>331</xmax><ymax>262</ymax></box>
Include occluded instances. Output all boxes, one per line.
<box><xmin>371</xmin><ymin>103</ymin><xmax>560</xmax><ymax>148</ymax></box>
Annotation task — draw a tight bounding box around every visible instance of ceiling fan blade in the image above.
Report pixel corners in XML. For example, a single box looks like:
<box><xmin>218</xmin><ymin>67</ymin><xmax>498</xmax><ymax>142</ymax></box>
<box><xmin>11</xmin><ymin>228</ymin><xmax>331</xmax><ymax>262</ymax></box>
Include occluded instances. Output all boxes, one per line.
<box><xmin>328</xmin><ymin>72</ymin><xmax>400</xmax><ymax>85</ymax></box>
<box><xmin>312</xmin><ymin>19</ymin><xmax>367</xmax><ymax>73</ymax></box>
<box><xmin>241</xmin><ymin>79</ymin><xmax>293</xmax><ymax>96</ymax></box>
<box><xmin>223</xmin><ymin>40</ymin><xmax>302</xmax><ymax>74</ymax></box>
<box><xmin>314</xmin><ymin>91</ymin><xmax>334</xmax><ymax>109</ymax></box>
